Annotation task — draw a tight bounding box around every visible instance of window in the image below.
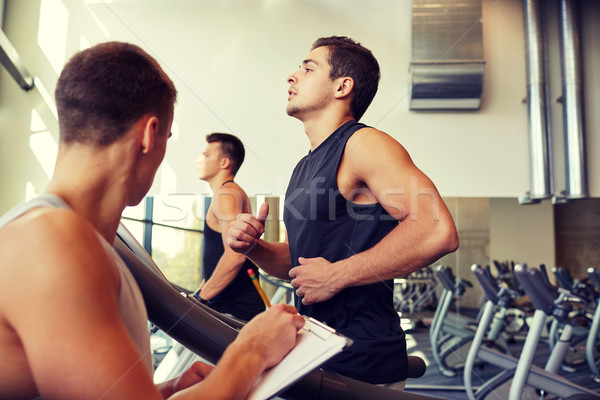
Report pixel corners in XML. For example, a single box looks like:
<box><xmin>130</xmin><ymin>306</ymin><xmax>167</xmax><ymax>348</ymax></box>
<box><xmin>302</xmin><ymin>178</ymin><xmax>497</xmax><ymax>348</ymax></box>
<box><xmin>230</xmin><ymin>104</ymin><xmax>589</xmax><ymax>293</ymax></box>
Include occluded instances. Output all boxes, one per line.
<box><xmin>121</xmin><ymin>195</ymin><xmax>205</xmax><ymax>291</ymax></box>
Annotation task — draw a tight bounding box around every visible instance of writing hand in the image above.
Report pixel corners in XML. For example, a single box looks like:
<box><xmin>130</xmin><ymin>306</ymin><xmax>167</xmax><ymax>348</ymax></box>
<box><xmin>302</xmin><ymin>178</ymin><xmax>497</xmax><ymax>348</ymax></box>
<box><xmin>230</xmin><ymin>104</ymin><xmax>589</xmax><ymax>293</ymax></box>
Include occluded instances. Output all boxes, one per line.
<box><xmin>236</xmin><ymin>304</ymin><xmax>305</xmax><ymax>370</ymax></box>
<box><xmin>289</xmin><ymin>257</ymin><xmax>341</xmax><ymax>305</ymax></box>
<box><xmin>226</xmin><ymin>202</ymin><xmax>269</xmax><ymax>253</ymax></box>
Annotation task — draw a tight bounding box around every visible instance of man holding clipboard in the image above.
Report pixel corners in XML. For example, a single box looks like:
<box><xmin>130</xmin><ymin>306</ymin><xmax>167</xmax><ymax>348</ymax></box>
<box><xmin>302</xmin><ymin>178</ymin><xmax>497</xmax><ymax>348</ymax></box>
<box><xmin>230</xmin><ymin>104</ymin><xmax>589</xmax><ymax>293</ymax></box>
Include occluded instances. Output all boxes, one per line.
<box><xmin>0</xmin><ymin>41</ymin><xmax>306</xmax><ymax>400</ymax></box>
<box><xmin>227</xmin><ymin>36</ymin><xmax>458</xmax><ymax>389</ymax></box>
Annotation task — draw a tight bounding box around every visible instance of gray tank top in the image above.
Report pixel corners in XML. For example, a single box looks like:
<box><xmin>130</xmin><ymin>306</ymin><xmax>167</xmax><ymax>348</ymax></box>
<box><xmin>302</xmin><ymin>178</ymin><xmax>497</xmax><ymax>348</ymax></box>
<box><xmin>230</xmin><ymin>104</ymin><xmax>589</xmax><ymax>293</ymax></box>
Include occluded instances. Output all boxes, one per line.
<box><xmin>0</xmin><ymin>194</ymin><xmax>153</xmax><ymax>375</ymax></box>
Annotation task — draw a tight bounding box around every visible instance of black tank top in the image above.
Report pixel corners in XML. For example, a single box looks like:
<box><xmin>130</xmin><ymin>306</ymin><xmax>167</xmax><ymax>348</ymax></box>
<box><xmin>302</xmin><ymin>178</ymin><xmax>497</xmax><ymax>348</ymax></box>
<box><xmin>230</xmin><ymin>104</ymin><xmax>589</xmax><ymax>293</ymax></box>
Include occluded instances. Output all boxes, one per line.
<box><xmin>284</xmin><ymin>120</ymin><xmax>408</xmax><ymax>383</ymax></box>
<box><xmin>203</xmin><ymin>219</ymin><xmax>264</xmax><ymax>321</ymax></box>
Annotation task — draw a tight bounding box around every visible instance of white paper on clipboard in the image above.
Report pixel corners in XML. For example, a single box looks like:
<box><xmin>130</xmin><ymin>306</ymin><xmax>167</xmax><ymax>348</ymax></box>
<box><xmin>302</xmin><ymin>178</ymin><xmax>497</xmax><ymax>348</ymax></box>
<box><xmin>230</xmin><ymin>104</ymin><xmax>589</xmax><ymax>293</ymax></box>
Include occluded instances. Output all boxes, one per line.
<box><xmin>247</xmin><ymin>316</ymin><xmax>353</xmax><ymax>400</ymax></box>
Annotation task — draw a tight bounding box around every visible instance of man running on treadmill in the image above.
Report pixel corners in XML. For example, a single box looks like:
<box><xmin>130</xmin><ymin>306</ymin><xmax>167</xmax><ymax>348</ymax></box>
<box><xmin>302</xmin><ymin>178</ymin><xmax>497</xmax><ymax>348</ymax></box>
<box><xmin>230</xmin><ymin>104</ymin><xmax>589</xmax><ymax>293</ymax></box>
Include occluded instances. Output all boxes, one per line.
<box><xmin>227</xmin><ymin>36</ymin><xmax>459</xmax><ymax>389</ymax></box>
<box><xmin>192</xmin><ymin>133</ymin><xmax>265</xmax><ymax>321</ymax></box>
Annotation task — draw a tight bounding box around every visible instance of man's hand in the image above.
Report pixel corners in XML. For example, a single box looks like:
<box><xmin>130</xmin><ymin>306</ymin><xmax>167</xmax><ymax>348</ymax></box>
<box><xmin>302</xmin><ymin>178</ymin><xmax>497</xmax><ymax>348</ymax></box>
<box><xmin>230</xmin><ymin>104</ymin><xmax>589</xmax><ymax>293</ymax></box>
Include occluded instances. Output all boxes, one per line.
<box><xmin>234</xmin><ymin>304</ymin><xmax>305</xmax><ymax>370</ymax></box>
<box><xmin>170</xmin><ymin>362</ymin><xmax>214</xmax><ymax>395</ymax></box>
<box><xmin>289</xmin><ymin>257</ymin><xmax>342</xmax><ymax>305</ymax></box>
<box><xmin>226</xmin><ymin>202</ymin><xmax>269</xmax><ymax>253</ymax></box>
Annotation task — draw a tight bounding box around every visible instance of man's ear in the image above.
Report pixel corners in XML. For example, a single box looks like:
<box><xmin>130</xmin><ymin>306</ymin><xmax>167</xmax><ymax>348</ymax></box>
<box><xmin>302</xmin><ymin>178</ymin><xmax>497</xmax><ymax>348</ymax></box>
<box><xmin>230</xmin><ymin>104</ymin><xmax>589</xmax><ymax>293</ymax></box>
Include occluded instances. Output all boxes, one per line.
<box><xmin>219</xmin><ymin>156</ymin><xmax>232</xmax><ymax>170</ymax></box>
<box><xmin>140</xmin><ymin>116</ymin><xmax>160</xmax><ymax>154</ymax></box>
<box><xmin>334</xmin><ymin>77</ymin><xmax>354</xmax><ymax>99</ymax></box>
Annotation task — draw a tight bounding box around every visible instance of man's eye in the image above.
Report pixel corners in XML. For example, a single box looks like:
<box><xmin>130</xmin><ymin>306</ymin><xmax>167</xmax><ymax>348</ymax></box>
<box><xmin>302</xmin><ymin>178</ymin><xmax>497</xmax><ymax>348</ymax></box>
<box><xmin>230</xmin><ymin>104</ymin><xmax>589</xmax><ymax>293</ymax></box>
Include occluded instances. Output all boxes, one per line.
<box><xmin>305</xmin><ymin>68</ymin><xmax>312</xmax><ymax>72</ymax></box>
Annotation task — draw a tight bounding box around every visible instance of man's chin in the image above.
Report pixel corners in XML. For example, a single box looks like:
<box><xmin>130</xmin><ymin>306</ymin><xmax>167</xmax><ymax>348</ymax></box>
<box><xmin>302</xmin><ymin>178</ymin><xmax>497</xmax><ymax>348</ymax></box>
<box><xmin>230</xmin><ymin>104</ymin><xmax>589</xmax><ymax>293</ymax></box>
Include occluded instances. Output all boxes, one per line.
<box><xmin>286</xmin><ymin>106</ymin><xmax>300</xmax><ymax>117</ymax></box>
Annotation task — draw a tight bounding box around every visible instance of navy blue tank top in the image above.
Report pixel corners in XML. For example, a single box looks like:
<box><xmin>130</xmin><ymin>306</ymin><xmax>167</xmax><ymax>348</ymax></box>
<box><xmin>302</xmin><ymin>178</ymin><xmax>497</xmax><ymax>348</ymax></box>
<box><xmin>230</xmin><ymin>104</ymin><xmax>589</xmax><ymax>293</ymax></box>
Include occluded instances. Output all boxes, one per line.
<box><xmin>284</xmin><ymin>120</ymin><xmax>407</xmax><ymax>383</ymax></box>
<box><xmin>203</xmin><ymin>220</ymin><xmax>264</xmax><ymax>321</ymax></box>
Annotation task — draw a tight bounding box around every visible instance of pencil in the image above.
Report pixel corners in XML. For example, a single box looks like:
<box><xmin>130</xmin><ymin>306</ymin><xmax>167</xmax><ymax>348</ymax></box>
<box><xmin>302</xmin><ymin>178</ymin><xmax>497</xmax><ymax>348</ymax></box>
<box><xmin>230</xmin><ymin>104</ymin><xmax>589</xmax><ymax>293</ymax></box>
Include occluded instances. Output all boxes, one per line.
<box><xmin>247</xmin><ymin>268</ymin><xmax>272</xmax><ymax>308</ymax></box>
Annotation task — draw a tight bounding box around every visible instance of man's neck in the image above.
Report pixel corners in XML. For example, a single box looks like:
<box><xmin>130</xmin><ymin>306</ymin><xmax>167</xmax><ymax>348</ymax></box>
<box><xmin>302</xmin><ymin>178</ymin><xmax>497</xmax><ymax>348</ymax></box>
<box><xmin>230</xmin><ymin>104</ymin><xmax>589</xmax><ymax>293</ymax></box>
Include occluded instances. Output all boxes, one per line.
<box><xmin>206</xmin><ymin>172</ymin><xmax>235</xmax><ymax>192</ymax></box>
<box><xmin>45</xmin><ymin>144</ymin><xmax>136</xmax><ymax>243</ymax></box>
<box><xmin>302</xmin><ymin>111</ymin><xmax>355</xmax><ymax>151</ymax></box>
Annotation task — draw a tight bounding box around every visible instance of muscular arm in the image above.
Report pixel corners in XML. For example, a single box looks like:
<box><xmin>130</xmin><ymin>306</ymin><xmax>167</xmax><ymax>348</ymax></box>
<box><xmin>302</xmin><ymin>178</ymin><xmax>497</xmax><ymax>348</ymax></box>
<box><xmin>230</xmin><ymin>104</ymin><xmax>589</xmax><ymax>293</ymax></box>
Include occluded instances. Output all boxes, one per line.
<box><xmin>227</xmin><ymin>202</ymin><xmax>293</xmax><ymax>280</ymax></box>
<box><xmin>290</xmin><ymin>128</ymin><xmax>459</xmax><ymax>304</ymax></box>
<box><xmin>199</xmin><ymin>250</ymin><xmax>245</xmax><ymax>300</ymax></box>
<box><xmin>243</xmin><ymin>239</ymin><xmax>292</xmax><ymax>280</ymax></box>
<box><xmin>198</xmin><ymin>190</ymin><xmax>250</xmax><ymax>300</ymax></box>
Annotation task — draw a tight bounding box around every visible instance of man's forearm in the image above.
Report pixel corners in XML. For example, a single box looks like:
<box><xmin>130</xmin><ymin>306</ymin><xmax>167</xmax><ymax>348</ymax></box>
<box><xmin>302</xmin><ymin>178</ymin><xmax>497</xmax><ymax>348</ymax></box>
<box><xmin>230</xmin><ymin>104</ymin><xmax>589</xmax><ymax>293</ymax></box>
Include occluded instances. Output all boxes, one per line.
<box><xmin>169</xmin><ymin>342</ymin><xmax>265</xmax><ymax>400</ymax></box>
<box><xmin>335</xmin><ymin>218</ymin><xmax>458</xmax><ymax>289</ymax></box>
<box><xmin>245</xmin><ymin>240</ymin><xmax>292</xmax><ymax>280</ymax></box>
<box><xmin>199</xmin><ymin>254</ymin><xmax>245</xmax><ymax>300</ymax></box>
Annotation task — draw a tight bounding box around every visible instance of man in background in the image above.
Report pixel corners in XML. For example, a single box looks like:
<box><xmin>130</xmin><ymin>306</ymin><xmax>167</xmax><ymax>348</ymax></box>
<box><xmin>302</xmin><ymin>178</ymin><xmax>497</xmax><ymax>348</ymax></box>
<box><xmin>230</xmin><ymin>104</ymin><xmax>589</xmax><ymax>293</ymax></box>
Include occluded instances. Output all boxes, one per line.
<box><xmin>193</xmin><ymin>133</ymin><xmax>265</xmax><ymax>321</ymax></box>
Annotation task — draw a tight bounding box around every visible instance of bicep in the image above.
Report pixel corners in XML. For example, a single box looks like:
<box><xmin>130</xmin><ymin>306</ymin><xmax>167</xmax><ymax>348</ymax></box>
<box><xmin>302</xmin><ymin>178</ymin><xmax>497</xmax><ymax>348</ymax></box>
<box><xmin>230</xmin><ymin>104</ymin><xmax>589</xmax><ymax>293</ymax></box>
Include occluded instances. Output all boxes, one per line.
<box><xmin>373</xmin><ymin>162</ymin><xmax>442</xmax><ymax>222</ymax></box>
<box><xmin>217</xmin><ymin>193</ymin><xmax>248</xmax><ymax>260</ymax></box>
<box><xmin>351</xmin><ymin>132</ymin><xmax>444</xmax><ymax>221</ymax></box>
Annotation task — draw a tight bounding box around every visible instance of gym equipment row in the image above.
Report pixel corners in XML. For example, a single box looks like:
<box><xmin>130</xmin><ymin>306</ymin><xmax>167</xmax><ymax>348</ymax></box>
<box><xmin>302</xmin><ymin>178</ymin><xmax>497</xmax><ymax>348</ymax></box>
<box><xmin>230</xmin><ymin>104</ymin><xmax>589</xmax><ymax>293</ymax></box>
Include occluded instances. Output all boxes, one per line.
<box><xmin>464</xmin><ymin>263</ymin><xmax>600</xmax><ymax>399</ymax></box>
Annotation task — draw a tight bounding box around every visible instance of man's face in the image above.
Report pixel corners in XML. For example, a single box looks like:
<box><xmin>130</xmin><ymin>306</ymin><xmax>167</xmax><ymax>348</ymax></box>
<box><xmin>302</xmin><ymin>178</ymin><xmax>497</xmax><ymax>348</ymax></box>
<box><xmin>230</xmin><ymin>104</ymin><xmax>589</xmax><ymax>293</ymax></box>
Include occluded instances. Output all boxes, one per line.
<box><xmin>195</xmin><ymin>142</ymin><xmax>223</xmax><ymax>182</ymax></box>
<box><xmin>286</xmin><ymin>46</ymin><xmax>337</xmax><ymax>119</ymax></box>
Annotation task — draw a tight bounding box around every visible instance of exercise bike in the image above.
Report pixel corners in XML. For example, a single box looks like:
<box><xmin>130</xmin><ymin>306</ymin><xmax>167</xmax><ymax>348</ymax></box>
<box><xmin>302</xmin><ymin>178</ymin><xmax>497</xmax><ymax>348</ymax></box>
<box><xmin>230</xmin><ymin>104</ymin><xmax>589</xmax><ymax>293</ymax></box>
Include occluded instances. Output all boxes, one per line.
<box><xmin>430</xmin><ymin>265</ymin><xmax>508</xmax><ymax>377</ymax></box>
<box><xmin>587</xmin><ymin>267</ymin><xmax>600</xmax><ymax>382</ymax></box>
<box><xmin>464</xmin><ymin>264</ymin><xmax>600</xmax><ymax>400</ymax></box>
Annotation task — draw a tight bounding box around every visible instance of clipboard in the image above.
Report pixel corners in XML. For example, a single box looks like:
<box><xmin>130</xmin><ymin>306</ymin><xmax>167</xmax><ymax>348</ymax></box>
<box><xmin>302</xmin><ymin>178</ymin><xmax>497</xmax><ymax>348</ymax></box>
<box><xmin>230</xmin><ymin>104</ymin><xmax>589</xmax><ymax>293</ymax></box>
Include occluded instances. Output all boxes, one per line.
<box><xmin>247</xmin><ymin>316</ymin><xmax>353</xmax><ymax>400</ymax></box>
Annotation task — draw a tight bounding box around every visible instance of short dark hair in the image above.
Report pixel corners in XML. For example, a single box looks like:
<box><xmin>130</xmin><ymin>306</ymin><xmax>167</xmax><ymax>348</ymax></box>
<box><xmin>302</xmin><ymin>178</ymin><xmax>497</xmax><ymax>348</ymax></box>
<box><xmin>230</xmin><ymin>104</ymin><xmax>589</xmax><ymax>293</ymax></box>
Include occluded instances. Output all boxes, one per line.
<box><xmin>206</xmin><ymin>133</ymin><xmax>245</xmax><ymax>176</ymax></box>
<box><xmin>311</xmin><ymin>36</ymin><xmax>380</xmax><ymax>121</ymax></box>
<box><xmin>55</xmin><ymin>42</ymin><xmax>177</xmax><ymax>146</ymax></box>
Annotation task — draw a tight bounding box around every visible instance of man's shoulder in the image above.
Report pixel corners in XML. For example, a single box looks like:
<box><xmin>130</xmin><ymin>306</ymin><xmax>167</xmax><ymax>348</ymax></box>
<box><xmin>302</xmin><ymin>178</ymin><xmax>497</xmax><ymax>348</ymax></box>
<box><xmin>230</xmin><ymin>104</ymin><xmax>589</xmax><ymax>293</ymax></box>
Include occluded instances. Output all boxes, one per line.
<box><xmin>213</xmin><ymin>182</ymin><xmax>248</xmax><ymax>196</ymax></box>
<box><xmin>346</xmin><ymin>127</ymin><xmax>410</xmax><ymax>163</ymax></box>
<box><xmin>0</xmin><ymin>207</ymin><xmax>120</xmax><ymax>328</ymax></box>
<box><xmin>212</xmin><ymin>184</ymin><xmax>250</xmax><ymax>211</ymax></box>
<box><xmin>0</xmin><ymin>207</ymin><xmax>117</xmax><ymax>285</ymax></box>
<box><xmin>350</xmin><ymin>126</ymin><xmax>397</xmax><ymax>144</ymax></box>
<box><xmin>1</xmin><ymin>206</ymin><xmax>92</xmax><ymax>244</ymax></box>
